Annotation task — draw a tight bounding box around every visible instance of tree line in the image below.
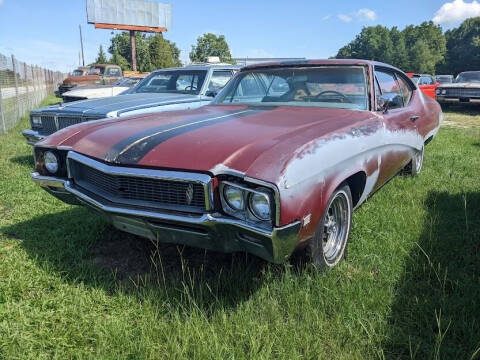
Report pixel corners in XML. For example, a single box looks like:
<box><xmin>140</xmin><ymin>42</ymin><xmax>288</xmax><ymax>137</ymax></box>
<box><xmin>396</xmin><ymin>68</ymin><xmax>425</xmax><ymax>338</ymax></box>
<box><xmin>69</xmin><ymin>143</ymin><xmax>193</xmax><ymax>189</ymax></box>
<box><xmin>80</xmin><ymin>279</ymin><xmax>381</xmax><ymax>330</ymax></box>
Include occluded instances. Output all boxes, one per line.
<box><xmin>336</xmin><ymin>17</ymin><xmax>480</xmax><ymax>75</ymax></box>
<box><xmin>94</xmin><ymin>32</ymin><xmax>233</xmax><ymax>72</ymax></box>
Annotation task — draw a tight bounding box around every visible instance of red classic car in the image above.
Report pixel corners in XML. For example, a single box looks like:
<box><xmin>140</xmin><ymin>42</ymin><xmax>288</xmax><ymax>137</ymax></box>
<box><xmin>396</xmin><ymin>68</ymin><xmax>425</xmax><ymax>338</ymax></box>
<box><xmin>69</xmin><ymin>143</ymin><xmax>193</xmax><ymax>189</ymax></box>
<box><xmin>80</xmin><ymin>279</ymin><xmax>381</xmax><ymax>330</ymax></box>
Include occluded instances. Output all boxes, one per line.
<box><xmin>31</xmin><ymin>60</ymin><xmax>442</xmax><ymax>269</ymax></box>
<box><xmin>407</xmin><ymin>73</ymin><xmax>439</xmax><ymax>99</ymax></box>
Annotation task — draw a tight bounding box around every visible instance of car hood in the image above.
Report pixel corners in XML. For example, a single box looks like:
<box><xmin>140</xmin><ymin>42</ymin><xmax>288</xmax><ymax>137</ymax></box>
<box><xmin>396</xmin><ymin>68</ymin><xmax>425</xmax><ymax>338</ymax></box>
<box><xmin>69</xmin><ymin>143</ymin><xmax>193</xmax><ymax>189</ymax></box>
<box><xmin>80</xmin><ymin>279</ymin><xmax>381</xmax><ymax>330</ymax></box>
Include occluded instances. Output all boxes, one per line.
<box><xmin>63</xmin><ymin>86</ymin><xmax>129</xmax><ymax>98</ymax></box>
<box><xmin>438</xmin><ymin>82</ymin><xmax>480</xmax><ymax>88</ymax></box>
<box><xmin>41</xmin><ymin>105</ymin><xmax>377</xmax><ymax>184</ymax></box>
<box><xmin>63</xmin><ymin>75</ymin><xmax>101</xmax><ymax>85</ymax></box>
<box><xmin>34</xmin><ymin>92</ymin><xmax>204</xmax><ymax>117</ymax></box>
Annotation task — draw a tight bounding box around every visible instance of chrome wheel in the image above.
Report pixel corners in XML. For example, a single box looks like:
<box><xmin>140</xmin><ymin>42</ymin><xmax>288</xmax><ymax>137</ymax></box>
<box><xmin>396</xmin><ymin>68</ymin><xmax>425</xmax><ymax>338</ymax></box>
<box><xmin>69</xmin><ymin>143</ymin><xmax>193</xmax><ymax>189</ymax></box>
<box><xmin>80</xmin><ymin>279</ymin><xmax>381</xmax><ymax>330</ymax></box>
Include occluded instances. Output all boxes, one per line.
<box><xmin>322</xmin><ymin>190</ymin><xmax>351</xmax><ymax>265</ymax></box>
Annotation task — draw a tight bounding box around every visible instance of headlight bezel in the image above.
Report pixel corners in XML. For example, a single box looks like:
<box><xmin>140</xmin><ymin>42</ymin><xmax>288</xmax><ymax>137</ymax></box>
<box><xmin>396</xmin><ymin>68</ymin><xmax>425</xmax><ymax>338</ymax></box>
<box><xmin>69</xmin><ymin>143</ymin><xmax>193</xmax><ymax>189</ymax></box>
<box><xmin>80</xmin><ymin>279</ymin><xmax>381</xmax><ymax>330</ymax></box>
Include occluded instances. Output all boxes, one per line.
<box><xmin>34</xmin><ymin>147</ymin><xmax>69</xmax><ymax>178</ymax></box>
<box><xmin>31</xmin><ymin>114</ymin><xmax>42</xmax><ymax>129</ymax></box>
<box><xmin>219</xmin><ymin>180</ymin><xmax>276</xmax><ymax>227</ymax></box>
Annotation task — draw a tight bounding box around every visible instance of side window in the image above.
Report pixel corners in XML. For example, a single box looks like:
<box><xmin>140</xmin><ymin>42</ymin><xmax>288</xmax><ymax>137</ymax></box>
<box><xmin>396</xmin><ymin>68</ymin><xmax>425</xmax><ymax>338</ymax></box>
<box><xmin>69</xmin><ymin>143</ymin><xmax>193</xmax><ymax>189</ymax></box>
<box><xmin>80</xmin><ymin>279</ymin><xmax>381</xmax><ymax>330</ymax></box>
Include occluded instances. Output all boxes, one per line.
<box><xmin>208</xmin><ymin>71</ymin><xmax>233</xmax><ymax>93</ymax></box>
<box><xmin>221</xmin><ymin>73</ymin><xmax>265</xmax><ymax>103</ymax></box>
<box><xmin>375</xmin><ymin>70</ymin><xmax>403</xmax><ymax>109</ymax></box>
<box><xmin>396</xmin><ymin>74</ymin><xmax>412</xmax><ymax>106</ymax></box>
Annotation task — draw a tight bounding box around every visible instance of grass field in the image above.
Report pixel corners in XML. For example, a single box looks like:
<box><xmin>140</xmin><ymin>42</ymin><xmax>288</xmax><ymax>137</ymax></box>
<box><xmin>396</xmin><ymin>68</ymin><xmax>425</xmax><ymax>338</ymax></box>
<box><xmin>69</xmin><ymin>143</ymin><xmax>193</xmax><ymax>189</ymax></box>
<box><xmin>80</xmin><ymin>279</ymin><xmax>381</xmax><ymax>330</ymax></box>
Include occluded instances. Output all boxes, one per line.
<box><xmin>0</xmin><ymin>97</ymin><xmax>479</xmax><ymax>359</ymax></box>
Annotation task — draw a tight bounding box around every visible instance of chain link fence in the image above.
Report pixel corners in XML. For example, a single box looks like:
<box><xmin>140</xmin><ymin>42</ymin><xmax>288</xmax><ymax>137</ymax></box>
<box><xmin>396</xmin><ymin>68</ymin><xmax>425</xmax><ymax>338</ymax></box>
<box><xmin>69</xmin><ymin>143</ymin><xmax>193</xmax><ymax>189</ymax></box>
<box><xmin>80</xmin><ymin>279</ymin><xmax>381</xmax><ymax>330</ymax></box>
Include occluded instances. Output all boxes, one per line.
<box><xmin>0</xmin><ymin>53</ymin><xmax>66</xmax><ymax>135</ymax></box>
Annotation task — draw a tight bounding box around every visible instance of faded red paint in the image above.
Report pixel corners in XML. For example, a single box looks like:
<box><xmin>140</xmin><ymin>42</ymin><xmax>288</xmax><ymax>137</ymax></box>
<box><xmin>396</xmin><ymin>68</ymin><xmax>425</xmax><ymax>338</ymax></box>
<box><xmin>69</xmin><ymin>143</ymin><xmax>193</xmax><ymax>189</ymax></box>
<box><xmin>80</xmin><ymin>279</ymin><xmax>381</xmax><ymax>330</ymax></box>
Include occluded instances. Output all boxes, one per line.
<box><xmin>38</xmin><ymin>60</ymin><xmax>441</xmax><ymax>249</ymax></box>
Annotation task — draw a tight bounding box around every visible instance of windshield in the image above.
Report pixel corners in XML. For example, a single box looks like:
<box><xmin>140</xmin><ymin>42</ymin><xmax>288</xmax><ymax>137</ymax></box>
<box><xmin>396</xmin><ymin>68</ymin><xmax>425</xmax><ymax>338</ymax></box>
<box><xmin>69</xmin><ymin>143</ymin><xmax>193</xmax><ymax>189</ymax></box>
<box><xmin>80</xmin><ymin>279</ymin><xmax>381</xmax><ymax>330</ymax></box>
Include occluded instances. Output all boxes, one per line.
<box><xmin>115</xmin><ymin>78</ymin><xmax>141</xmax><ymax>87</ymax></box>
<box><xmin>215</xmin><ymin>66</ymin><xmax>368</xmax><ymax>110</ymax></box>
<box><xmin>436</xmin><ymin>76</ymin><xmax>453</xmax><ymax>84</ymax></box>
<box><xmin>71</xmin><ymin>69</ymin><xmax>84</xmax><ymax>76</ymax></box>
<box><xmin>455</xmin><ymin>72</ymin><xmax>480</xmax><ymax>83</ymax></box>
<box><xmin>133</xmin><ymin>70</ymin><xmax>208</xmax><ymax>95</ymax></box>
<box><xmin>88</xmin><ymin>66</ymin><xmax>105</xmax><ymax>75</ymax></box>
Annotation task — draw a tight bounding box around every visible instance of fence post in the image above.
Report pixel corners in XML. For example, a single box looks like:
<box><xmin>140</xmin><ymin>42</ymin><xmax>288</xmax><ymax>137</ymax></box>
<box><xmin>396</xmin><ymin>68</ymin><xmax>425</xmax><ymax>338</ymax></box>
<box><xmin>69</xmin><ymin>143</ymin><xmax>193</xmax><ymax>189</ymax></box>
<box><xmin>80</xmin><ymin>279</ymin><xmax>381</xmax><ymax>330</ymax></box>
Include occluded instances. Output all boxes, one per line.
<box><xmin>11</xmin><ymin>55</ymin><xmax>21</xmax><ymax>121</ymax></box>
<box><xmin>0</xmin><ymin>81</ymin><xmax>6</xmax><ymax>134</ymax></box>
<box><xmin>24</xmin><ymin>62</ymin><xmax>30</xmax><ymax>109</ymax></box>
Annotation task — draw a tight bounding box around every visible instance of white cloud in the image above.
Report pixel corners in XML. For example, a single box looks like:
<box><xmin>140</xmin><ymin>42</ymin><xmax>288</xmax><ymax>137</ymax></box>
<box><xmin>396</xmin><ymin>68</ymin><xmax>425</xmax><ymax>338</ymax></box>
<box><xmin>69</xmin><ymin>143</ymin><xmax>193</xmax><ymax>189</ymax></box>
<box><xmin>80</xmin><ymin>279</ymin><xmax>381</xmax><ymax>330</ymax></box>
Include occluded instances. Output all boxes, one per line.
<box><xmin>338</xmin><ymin>14</ymin><xmax>352</xmax><ymax>23</ymax></box>
<box><xmin>322</xmin><ymin>14</ymin><xmax>332</xmax><ymax>20</ymax></box>
<box><xmin>338</xmin><ymin>8</ymin><xmax>377</xmax><ymax>23</ymax></box>
<box><xmin>355</xmin><ymin>8</ymin><xmax>377</xmax><ymax>21</ymax></box>
<box><xmin>433</xmin><ymin>0</ymin><xmax>480</xmax><ymax>25</ymax></box>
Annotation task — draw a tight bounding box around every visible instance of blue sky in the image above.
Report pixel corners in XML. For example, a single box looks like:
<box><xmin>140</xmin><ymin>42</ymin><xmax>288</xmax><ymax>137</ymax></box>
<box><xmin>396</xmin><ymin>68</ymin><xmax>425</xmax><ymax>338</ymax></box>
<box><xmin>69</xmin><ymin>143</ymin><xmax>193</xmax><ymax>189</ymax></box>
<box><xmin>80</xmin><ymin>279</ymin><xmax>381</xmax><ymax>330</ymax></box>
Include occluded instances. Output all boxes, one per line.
<box><xmin>0</xmin><ymin>0</ymin><xmax>478</xmax><ymax>72</ymax></box>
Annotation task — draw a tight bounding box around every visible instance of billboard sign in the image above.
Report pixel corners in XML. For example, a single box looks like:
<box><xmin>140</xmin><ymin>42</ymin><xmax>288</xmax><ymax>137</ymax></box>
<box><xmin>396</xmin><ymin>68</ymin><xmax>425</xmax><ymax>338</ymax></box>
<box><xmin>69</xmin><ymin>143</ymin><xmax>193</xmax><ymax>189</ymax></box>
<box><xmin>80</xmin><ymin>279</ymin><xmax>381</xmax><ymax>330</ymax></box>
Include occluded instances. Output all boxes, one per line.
<box><xmin>86</xmin><ymin>0</ymin><xmax>171</xmax><ymax>31</ymax></box>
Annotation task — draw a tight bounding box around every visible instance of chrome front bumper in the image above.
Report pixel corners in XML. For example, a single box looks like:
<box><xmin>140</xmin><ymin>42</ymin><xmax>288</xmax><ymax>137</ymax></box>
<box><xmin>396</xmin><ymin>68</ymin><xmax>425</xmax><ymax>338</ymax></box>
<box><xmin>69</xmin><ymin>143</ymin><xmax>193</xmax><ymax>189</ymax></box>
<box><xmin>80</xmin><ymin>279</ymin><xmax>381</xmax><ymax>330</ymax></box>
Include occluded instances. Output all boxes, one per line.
<box><xmin>31</xmin><ymin>172</ymin><xmax>301</xmax><ymax>263</ymax></box>
<box><xmin>436</xmin><ymin>96</ymin><xmax>480</xmax><ymax>104</ymax></box>
<box><xmin>22</xmin><ymin>129</ymin><xmax>45</xmax><ymax>146</ymax></box>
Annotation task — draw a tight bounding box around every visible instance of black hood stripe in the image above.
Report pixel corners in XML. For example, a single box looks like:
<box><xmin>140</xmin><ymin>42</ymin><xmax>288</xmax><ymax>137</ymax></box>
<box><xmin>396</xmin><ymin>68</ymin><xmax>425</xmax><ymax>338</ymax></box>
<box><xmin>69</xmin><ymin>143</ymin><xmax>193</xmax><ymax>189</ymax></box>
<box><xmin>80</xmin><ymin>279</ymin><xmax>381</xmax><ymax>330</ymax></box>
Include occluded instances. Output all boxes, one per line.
<box><xmin>103</xmin><ymin>108</ymin><xmax>243</xmax><ymax>162</ymax></box>
<box><xmin>112</xmin><ymin>109</ymin><xmax>267</xmax><ymax>164</ymax></box>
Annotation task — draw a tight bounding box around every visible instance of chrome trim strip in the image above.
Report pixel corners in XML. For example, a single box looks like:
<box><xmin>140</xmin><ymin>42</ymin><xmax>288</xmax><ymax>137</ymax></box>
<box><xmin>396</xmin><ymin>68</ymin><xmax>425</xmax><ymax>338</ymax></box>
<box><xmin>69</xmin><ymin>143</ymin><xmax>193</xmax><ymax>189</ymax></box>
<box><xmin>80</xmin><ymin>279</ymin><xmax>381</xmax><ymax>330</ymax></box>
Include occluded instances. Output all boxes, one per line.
<box><xmin>30</xmin><ymin>172</ymin><xmax>68</xmax><ymax>188</ymax></box>
<box><xmin>67</xmin><ymin>151</ymin><xmax>213</xmax><ymax>210</ymax></box>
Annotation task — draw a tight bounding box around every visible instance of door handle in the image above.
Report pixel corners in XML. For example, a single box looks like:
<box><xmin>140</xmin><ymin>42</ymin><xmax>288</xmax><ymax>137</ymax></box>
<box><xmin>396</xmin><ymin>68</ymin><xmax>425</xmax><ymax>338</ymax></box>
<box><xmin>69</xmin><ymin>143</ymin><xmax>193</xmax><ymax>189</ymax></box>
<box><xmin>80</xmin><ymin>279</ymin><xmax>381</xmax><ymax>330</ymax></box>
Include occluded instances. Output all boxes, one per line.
<box><xmin>410</xmin><ymin>115</ymin><xmax>420</xmax><ymax>122</ymax></box>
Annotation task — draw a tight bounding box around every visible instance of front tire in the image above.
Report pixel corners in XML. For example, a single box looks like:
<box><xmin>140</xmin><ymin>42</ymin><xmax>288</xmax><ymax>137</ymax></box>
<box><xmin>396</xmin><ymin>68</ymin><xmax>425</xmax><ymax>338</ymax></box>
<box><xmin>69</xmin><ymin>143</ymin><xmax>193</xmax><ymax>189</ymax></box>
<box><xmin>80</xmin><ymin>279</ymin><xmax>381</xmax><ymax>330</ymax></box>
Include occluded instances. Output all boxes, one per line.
<box><xmin>306</xmin><ymin>184</ymin><xmax>353</xmax><ymax>270</ymax></box>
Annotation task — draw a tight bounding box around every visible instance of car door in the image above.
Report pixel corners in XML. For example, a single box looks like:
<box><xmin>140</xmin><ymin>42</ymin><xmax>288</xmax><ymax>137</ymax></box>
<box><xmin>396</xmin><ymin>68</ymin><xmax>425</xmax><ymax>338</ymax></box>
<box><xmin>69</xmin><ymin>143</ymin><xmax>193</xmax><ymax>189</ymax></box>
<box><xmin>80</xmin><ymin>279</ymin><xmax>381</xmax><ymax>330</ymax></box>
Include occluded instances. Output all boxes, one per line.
<box><xmin>374</xmin><ymin>68</ymin><xmax>416</xmax><ymax>188</ymax></box>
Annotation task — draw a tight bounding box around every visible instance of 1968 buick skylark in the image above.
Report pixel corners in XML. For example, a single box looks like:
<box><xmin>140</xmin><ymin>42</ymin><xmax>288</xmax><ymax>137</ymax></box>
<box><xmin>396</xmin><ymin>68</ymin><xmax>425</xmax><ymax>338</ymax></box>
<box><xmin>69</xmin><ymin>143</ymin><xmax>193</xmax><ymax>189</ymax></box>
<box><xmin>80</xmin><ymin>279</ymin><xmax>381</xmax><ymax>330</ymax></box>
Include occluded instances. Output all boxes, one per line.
<box><xmin>31</xmin><ymin>60</ymin><xmax>442</xmax><ymax>269</ymax></box>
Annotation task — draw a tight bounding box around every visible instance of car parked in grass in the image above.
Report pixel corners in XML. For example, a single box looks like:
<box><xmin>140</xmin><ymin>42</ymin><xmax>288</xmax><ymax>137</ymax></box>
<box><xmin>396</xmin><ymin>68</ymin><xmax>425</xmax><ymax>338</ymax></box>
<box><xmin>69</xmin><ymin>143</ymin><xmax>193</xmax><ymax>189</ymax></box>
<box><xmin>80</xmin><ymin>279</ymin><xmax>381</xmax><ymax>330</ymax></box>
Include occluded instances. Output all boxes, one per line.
<box><xmin>436</xmin><ymin>71</ymin><xmax>480</xmax><ymax>106</ymax></box>
<box><xmin>30</xmin><ymin>59</ymin><xmax>441</xmax><ymax>268</ymax></box>
<box><xmin>55</xmin><ymin>64</ymin><xmax>123</xmax><ymax>97</ymax></box>
<box><xmin>61</xmin><ymin>77</ymin><xmax>143</xmax><ymax>103</ymax></box>
<box><xmin>23</xmin><ymin>63</ymin><xmax>239</xmax><ymax>145</ymax></box>
<box><xmin>407</xmin><ymin>73</ymin><xmax>439</xmax><ymax>99</ymax></box>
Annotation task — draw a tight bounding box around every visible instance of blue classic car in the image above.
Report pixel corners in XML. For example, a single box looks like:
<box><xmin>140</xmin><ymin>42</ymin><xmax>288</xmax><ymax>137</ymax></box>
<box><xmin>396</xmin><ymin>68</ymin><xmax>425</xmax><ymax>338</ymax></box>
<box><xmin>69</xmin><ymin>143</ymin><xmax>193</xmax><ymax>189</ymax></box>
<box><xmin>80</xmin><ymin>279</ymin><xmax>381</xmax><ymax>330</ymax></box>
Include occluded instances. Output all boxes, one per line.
<box><xmin>23</xmin><ymin>62</ymin><xmax>238</xmax><ymax>145</ymax></box>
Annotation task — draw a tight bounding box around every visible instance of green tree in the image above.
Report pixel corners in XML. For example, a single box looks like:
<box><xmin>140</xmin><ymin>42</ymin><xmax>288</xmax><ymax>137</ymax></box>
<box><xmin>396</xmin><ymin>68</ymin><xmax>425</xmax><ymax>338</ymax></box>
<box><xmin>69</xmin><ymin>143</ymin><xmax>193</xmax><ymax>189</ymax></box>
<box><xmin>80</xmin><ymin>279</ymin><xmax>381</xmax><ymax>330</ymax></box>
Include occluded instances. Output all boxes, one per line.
<box><xmin>95</xmin><ymin>45</ymin><xmax>108</xmax><ymax>63</ymax></box>
<box><xmin>149</xmin><ymin>34</ymin><xmax>182</xmax><ymax>69</ymax></box>
<box><xmin>189</xmin><ymin>33</ymin><xmax>233</xmax><ymax>63</ymax></box>
<box><xmin>108</xmin><ymin>31</ymin><xmax>181</xmax><ymax>72</ymax></box>
<box><xmin>438</xmin><ymin>17</ymin><xmax>480</xmax><ymax>74</ymax></box>
<box><xmin>336</xmin><ymin>22</ymin><xmax>446</xmax><ymax>74</ymax></box>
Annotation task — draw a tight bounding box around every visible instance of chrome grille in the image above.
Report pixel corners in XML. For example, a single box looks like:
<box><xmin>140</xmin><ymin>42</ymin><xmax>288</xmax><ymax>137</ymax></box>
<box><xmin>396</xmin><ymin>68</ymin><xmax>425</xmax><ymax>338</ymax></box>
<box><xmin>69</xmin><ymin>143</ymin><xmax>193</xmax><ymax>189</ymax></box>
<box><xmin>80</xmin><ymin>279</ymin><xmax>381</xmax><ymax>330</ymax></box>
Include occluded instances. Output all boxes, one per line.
<box><xmin>69</xmin><ymin>159</ymin><xmax>207</xmax><ymax>212</ymax></box>
<box><xmin>58</xmin><ymin>116</ymin><xmax>83</xmax><ymax>129</ymax></box>
<box><xmin>445</xmin><ymin>88</ymin><xmax>480</xmax><ymax>98</ymax></box>
<box><xmin>39</xmin><ymin>115</ymin><xmax>56</xmax><ymax>135</ymax></box>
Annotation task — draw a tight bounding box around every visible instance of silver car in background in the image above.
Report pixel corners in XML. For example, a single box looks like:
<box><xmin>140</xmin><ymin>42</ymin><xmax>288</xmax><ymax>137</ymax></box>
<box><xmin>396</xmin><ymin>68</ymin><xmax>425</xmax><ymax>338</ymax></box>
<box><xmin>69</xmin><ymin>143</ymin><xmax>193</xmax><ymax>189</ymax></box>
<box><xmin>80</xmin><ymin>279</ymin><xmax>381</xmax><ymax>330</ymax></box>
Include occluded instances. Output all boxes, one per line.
<box><xmin>23</xmin><ymin>62</ymin><xmax>239</xmax><ymax>145</ymax></box>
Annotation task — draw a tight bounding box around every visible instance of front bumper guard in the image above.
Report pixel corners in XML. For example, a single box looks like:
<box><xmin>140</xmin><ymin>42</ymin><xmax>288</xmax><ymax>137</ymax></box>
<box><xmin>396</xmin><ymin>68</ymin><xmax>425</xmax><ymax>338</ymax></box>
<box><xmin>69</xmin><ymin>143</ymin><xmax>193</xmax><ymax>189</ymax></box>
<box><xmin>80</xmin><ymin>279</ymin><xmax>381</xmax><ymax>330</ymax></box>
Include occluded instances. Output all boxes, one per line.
<box><xmin>31</xmin><ymin>172</ymin><xmax>300</xmax><ymax>263</ymax></box>
<box><xmin>22</xmin><ymin>129</ymin><xmax>45</xmax><ymax>146</ymax></box>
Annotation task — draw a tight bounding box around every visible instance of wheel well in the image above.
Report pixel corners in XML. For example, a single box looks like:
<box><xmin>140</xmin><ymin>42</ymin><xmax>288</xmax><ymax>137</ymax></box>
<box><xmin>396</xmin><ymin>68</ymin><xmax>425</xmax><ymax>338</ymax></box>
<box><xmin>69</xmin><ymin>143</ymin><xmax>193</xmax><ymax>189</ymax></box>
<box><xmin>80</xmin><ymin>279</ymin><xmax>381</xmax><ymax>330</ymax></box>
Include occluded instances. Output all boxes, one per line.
<box><xmin>344</xmin><ymin>171</ymin><xmax>367</xmax><ymax>207</ymax></box>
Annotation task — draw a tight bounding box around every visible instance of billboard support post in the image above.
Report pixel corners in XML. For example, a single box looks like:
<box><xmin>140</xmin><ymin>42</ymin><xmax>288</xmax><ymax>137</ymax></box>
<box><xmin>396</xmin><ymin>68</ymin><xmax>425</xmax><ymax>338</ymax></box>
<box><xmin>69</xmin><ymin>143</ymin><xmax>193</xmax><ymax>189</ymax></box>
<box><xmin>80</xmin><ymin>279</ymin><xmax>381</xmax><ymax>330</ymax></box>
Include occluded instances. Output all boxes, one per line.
<box><xmin>130</xmin><ymin>30</ymin><xmax>137</xmax><ymax>71</ymax></box>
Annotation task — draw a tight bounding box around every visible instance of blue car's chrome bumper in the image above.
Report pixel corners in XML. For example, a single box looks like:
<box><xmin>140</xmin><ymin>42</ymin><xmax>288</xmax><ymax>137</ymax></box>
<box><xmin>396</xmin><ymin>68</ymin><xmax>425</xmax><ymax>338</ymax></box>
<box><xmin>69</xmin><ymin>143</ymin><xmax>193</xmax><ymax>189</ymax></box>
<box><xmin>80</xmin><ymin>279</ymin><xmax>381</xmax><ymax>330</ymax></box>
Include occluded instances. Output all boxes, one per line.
<box><xmin>22</xmin><ymin>129</ymin><xmax>45</xmax><ymax>146</ymax></box>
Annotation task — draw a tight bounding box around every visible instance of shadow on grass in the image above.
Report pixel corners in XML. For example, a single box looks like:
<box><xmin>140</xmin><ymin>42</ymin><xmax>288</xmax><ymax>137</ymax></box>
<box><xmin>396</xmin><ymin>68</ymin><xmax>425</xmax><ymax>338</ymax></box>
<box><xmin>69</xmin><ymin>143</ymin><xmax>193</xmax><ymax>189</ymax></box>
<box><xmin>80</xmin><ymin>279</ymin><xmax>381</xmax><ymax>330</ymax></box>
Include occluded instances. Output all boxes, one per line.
<box><xmin>10</xmin><ymin>154</ymin><xmax>34</xmax><ymax>167</ymax></box>
<box><xmin>1</xmin><ymin>206</ymin><xmax>271</xmax><ymax>311</ymax></box>
<box><xmin>383</xmin><ymin>192</ymin><xmax>480</xmax><ymax>359</ymax></box>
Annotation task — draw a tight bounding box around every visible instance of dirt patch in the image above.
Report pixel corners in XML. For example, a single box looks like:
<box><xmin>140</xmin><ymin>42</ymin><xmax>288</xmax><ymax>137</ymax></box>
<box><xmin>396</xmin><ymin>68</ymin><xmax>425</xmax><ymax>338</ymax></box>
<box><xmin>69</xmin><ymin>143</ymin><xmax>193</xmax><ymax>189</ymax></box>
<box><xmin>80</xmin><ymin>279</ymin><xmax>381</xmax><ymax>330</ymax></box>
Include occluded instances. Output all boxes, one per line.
<box><xmin>89</xmin><ymin>226</ymin><xmax>264</xmax><ymax>281</ymax></box>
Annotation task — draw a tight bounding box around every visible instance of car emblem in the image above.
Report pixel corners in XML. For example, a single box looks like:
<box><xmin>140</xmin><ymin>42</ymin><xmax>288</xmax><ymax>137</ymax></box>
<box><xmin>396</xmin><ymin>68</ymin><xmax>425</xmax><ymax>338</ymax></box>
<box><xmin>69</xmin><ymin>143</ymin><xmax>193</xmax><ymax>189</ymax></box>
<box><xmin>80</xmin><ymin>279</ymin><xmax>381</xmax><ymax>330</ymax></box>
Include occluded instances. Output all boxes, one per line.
<box><xmin>185</xmin><ymin>184</ymin><xmax>194</xmax><ymax>205</ymax></box>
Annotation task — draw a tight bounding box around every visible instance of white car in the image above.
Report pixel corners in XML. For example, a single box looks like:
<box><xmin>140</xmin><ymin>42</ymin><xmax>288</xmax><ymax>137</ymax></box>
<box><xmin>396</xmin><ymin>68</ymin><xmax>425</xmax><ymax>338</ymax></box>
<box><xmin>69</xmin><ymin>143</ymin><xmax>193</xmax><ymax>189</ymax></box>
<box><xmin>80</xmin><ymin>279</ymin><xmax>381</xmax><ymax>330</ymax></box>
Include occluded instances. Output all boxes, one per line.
<box><xmin>61</xmin><ymin>77</ymin><xmax>142</xmax><ymax>103</ymax></box>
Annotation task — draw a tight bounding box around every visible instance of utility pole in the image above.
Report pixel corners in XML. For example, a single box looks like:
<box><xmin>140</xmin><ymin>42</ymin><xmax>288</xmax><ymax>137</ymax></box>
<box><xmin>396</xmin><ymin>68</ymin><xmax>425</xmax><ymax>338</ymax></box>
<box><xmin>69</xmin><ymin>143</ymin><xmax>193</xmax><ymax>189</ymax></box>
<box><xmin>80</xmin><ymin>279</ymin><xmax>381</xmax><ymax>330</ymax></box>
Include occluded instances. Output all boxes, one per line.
<box><xmin>79</xmin><ymin>24</ymin><xmax>85</xmax><ymax>66</ymax></box>
<box><xmin>130</xmin><ymin>30</ymin><xmax>137</xmax><ymax>71</ymax></box>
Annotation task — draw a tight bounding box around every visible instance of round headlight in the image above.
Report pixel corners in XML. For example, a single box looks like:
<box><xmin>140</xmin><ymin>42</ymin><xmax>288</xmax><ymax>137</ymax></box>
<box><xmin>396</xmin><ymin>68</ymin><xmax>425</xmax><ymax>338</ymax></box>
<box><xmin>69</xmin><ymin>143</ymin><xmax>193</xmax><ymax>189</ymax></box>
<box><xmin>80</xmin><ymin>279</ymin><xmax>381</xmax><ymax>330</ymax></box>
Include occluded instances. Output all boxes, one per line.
<box><xmin>249</xmin><ymin>192</ymin><xmax>271</xmax><ymax>221</ymax></box>
<box><xmin>223</xmin><ymin>185</ymin><xmax>245</xmax><ymax>211</ymax></box>
<box><xmin>44</xmin><ymin>151</ymin><xmax>58</xmax><ymax>174</ymax></box>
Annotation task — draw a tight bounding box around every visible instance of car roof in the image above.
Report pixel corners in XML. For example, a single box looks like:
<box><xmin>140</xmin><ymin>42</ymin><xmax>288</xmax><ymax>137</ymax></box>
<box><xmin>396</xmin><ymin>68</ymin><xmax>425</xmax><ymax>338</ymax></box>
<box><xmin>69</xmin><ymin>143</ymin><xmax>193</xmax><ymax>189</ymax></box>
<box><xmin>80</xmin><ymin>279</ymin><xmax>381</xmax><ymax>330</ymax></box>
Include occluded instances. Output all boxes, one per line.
<box><xmin>241</xmin><ymin>59</ymin><xmax>404</xmax><ymax>72</ymax></box>
<box><xmin>152</xmin><ymin>63</ymin><xmax>240</xmax><ymax>73</ymax></box>
<box><xmin>458</xmin><ymin>71</ymin><xmax>480</xmax><ymax>74</ymax></box>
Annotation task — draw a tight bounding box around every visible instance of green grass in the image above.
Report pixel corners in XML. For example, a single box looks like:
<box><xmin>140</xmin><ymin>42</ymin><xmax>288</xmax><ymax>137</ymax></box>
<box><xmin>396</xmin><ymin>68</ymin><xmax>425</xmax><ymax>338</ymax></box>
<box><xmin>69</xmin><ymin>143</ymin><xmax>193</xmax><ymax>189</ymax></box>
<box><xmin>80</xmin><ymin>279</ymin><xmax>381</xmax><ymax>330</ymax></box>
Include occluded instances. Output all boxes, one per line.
<box><xmin>0</xmin><ymin>99</ymin><xmax>479</xmax><ymax>359</ymax></box>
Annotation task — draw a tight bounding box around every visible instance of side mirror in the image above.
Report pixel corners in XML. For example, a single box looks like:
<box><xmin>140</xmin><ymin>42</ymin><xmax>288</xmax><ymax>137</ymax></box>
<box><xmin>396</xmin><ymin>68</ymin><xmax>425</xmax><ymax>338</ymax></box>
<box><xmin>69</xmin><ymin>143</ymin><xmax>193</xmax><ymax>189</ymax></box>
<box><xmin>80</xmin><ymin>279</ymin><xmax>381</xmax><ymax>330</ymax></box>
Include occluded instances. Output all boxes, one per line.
<box><xmin>379</xmin><ymin>93</ymin><xmax>402</xmax><ymax>113</ymax></box>
<box><xmin>205</xmin><ymin>90</ymin><xmax>218</xmax><ymax>98</ymax></box>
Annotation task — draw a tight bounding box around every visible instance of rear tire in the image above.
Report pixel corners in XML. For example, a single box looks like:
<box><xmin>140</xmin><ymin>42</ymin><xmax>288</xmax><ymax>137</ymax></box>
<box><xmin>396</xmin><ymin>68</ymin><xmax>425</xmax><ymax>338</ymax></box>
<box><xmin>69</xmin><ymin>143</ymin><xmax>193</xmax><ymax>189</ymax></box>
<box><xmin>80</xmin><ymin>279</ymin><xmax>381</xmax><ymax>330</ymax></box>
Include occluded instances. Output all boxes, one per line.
<box><xmin>306</xmin><ymin>184</ymin><xmax>353</xmax><ymax>270</ymax></box>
